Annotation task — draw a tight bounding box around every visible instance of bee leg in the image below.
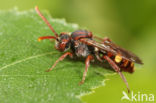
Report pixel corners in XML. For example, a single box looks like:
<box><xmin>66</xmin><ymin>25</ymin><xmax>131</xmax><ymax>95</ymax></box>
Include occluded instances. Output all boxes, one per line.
<box><xmin>94</xmin><ymin>36</ymin><xmax>111</xmax><ymax>42</ymax></box>
<box><xmin>79</xmin><ymin>55</ymin><xmax>94</xmax><ymax>85</ymax></box>
<box><xmin>103</xmin><ymin>37</ymin><xmax>111</xmax><ymax>42</ymax></box>
<box><xmin>95</xmin><ymin>52</ymin><xmax>103</xmax><ymax>62</ymax></box>
<box><xmin>103</xmin><ymin>55</ymin><xmax>130</xmax><ymax>93</ymax></box>
<box><xmin>94</xmin><ymin>47</ymin><xmax>103</xmax><ymax>62</ymax></box>
<box><xmin>46</xmin><ymin>52</ymin><xmax>73</xmax><ymax>72</ymax></box>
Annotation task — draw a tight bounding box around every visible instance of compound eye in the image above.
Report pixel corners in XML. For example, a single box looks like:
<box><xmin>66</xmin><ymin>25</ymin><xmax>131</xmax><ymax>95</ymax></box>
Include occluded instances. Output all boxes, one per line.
<box><xmin>56</xmin><ymin>38</ymin><xmax>59</xmax><ymax>41</ymax></box>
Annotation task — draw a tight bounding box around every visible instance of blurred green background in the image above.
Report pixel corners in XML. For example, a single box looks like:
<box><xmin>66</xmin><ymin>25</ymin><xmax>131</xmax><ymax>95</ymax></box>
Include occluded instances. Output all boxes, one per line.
<box><xmin>0</xmin><ymin>0</ymin><xmax>156</xmax><ymax>102</ymax></box>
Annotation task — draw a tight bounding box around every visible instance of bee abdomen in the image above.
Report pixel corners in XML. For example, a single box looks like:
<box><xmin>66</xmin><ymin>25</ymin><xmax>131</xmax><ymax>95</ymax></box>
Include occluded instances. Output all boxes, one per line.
<box><xmin>119</xmin><ymin>59</ymin><xmax>134</xmax><ymax>73</ymax></box>
<box><xmin>113</xmin><ymin>55</ymin><xmax>134</xmax><ymax>73</ymax></box>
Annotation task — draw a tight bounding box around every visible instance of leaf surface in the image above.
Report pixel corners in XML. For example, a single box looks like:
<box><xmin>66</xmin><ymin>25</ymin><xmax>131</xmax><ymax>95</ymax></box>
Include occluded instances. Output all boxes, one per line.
<box><xmin>0</xmin><ymin>9</ymin><xmax>113</xmax><ymax>103</ymax></box>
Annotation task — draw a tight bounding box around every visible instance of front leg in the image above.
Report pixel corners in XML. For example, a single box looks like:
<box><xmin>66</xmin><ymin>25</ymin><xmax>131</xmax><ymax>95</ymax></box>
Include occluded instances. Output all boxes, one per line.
<box><xmin>79</xmin><ymin>55</ymin><xmax>94</xmax><ymax>85</ymax></box>
<box><xmin>103</xmin><ymin>55</ymin><xmax>130</xmax><ymax>93</ymax></box>
<box><xmin>46</xmin><ymin>52</ymin><xmax>73</xmax><ymax>72</ymax></box>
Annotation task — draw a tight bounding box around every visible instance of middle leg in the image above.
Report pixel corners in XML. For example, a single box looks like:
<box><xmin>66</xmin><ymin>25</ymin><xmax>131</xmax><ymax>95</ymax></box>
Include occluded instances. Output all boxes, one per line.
<box><xmin>79</xmin><ymin>55</ymin><xmax>94</xmax><ymax>85</ymax></box>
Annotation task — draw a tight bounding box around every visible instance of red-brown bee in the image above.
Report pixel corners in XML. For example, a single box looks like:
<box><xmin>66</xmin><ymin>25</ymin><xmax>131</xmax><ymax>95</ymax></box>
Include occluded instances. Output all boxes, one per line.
<box><xmin>35</xmin><ymin>6</ymin><xmax>143</xmax><ymax>93</ymax></box>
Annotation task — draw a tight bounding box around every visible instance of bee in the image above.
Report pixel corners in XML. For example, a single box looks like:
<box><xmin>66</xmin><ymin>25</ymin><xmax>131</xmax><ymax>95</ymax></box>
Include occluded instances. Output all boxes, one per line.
<box><xmin>35</xmin><ymin>6</ymin><xmax>143</xmax><ymax>93</ymax></box>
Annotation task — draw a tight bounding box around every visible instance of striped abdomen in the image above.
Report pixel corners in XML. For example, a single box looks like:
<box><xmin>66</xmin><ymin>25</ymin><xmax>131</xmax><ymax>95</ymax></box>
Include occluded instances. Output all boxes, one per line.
<box><xmin>108</xmin><ymin>52</ymin><xmax>134</xmax><ymax>73</ymax></box>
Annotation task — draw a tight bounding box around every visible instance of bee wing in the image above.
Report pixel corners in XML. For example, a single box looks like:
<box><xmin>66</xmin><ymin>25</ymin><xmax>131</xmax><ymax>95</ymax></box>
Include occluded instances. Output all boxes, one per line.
<box><xmin>80</xmin><ymin>38</ymin><xmax>143</xmax><ymax>64</ymax></box>
<box><xmin>103</xmin><ymin>39</ymin><xmax>143</xmax><ymax>64</ymax></box>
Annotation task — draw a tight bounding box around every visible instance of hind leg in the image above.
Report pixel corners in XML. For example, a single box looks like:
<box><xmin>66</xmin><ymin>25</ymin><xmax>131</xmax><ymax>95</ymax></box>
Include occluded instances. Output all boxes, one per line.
<box><xmin>103</xmin><ymin>55</ymin><xmax>130</xmax><ymax>93</ymax></box>
<box><xmin>93</xmin><ymin>36</ymin><xmax>111</xmax><ymax>42</ymax></box>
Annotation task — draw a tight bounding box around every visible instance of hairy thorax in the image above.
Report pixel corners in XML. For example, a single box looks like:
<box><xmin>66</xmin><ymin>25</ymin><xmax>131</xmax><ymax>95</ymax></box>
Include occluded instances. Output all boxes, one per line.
<box><xmin>73</xmin><ymin>41</ymin><xmax>90</xmax><ymax>57</ymax></box>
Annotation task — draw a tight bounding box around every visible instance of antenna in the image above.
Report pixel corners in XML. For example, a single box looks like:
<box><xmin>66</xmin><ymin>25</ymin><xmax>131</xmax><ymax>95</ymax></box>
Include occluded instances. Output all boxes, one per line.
<box><xmin>38</xmin><ymin>36</ymin><xmax>57</xmax><ymax>42</ymax></box>
<box><xmin>35</xmin><ymin>6</ymin><xmax>58</xmax><ymax>37</ymax></box>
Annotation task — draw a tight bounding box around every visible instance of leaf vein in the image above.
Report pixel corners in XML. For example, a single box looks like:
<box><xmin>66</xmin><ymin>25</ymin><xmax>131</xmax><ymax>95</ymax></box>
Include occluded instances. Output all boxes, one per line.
<box><xmin>0</xmin><ymin>52</ymin><xmax>55</xmax><ymax>71</ymax></box>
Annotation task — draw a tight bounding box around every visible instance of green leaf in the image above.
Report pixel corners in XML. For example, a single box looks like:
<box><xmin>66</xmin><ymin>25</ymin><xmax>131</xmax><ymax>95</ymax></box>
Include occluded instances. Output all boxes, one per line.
<box><xmin>0</xmin><ymin>9</ymin><xmax>113</xmax><ymax>103</ymax></box>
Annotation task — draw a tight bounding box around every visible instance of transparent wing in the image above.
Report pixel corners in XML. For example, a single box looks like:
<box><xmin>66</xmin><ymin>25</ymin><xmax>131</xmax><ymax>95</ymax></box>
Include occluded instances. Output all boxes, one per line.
<box><xmin>80</xmin><ymin>38</ymin><xmax>143</xmax><ymax>64</ymax></box>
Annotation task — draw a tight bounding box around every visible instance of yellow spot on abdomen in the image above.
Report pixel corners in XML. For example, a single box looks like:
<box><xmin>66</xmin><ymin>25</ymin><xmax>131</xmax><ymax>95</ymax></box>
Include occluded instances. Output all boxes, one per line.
<box><xmin>115</xmin><ymin>55</ymin><xmax>122</xmax><ymax>63</ymax></box>
<box><xmin>131</xmin><ymin>62</ymin><xmax>134</xmax><ymax>67</ymax></box>
<box><xmin>38</xmin><ymin>38</ymin><xmax>41</xmax><ymax>42</ymax></box>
